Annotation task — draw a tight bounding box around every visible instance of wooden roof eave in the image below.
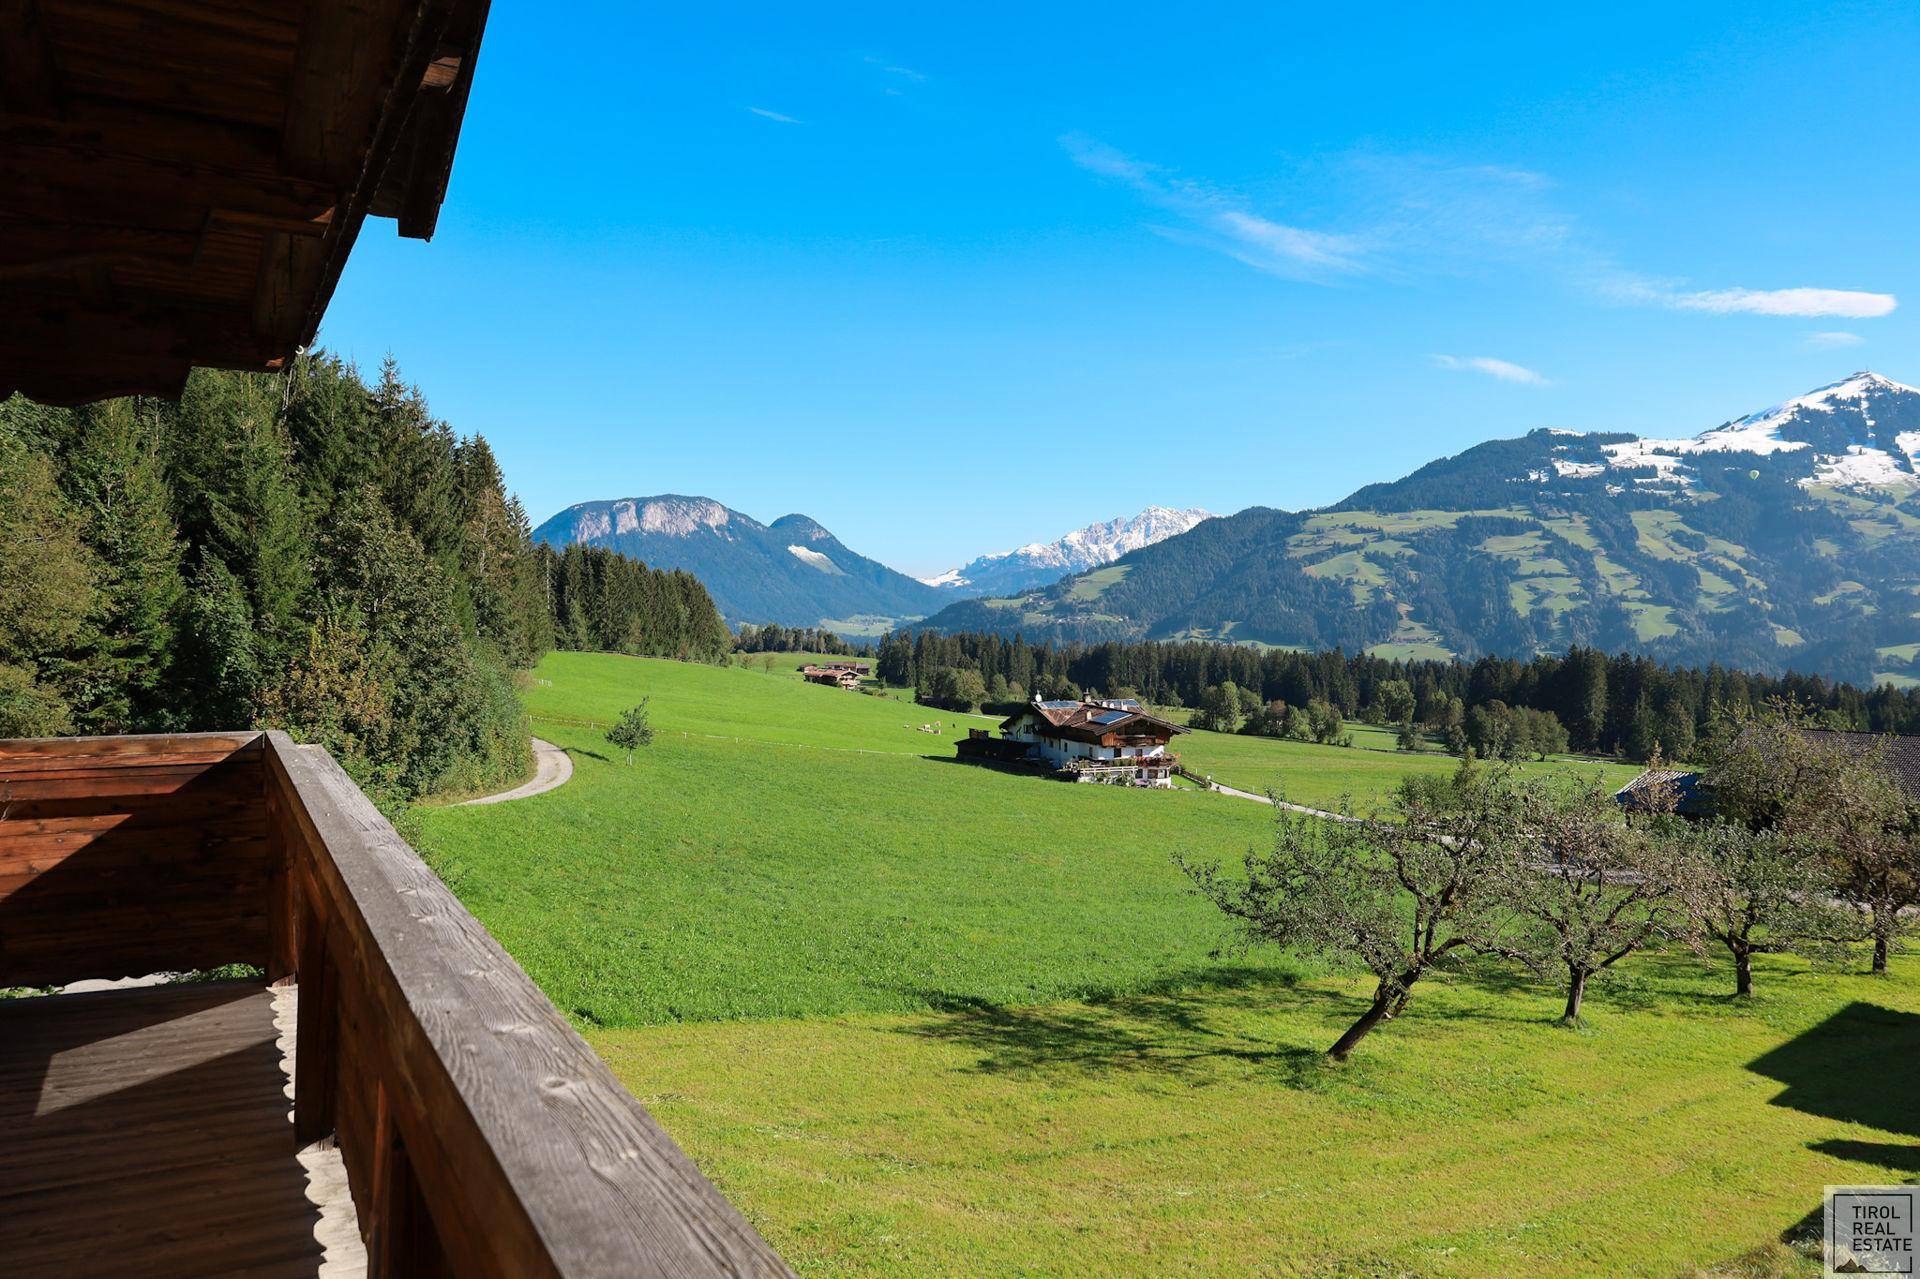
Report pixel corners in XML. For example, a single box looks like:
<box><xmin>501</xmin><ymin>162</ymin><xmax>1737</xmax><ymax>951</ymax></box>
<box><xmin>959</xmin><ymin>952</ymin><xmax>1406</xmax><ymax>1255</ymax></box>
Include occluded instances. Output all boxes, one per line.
<box><xmin>0</xmin><ymin>0</ymin><xmax>492</xmax><ymax>405</ymax></box>
<box><xmin>271</xmin><ymin>0</ymin><xmax>493</xmax><ymax>366</ymax></box>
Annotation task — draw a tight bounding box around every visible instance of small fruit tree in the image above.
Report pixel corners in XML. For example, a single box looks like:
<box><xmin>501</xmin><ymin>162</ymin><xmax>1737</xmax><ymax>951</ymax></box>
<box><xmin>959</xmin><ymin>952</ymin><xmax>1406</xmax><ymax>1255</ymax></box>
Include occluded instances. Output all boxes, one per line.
<box><xmin>606</xmin><ymin>698</ymin><xmax>655</xmax><ymax>764</ymax></box>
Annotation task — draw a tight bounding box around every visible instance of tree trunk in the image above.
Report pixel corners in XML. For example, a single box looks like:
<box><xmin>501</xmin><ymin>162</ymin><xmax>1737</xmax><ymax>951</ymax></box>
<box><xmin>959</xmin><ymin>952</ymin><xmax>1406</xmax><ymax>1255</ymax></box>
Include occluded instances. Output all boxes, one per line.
<box><xmin>1560</xmin><ymin>968</ymin><xmax>1588</xmax><ymax>1026</ymax></box>
<box><xmin>1734</xmin><ymin>948</ymin><xmax>1753</xmax><ymax>998</ymax></box>
<box><xmin>1872</xmin><ymin>933</ymin><xmax>1889</xmax><ymax>974</ymax></box>
<box><xmin>1327</xmin><ymin>991</ymin><xmax>1396</xmax><ymax>1060</ymax></box>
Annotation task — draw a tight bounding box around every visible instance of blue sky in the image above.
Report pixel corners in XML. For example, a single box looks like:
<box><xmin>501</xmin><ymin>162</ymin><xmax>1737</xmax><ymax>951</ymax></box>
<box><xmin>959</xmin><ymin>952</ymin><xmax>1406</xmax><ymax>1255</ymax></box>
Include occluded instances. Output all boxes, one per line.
<box><xmin>322</xmin><ymin>1</ymin><xmax>1920</xmax><ymax>577</ymax></box>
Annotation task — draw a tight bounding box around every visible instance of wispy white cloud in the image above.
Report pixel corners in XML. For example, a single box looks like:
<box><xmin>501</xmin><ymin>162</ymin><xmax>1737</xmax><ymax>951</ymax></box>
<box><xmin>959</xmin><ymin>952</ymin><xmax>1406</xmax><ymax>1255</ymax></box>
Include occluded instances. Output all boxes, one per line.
<box><xmin>1063</xmin><ymin>139</ymin><xmax>1898</xmax><ymax>323</ymax></box>
<box><xmin>748</xmin><ymin>106</ymin><xmax>802</xmax><ymax>124</ymax></box>
<box><xmin>1061</xmin><ymin>136</ymin><xmax>1366</xmax><ymax>281</ymax></box>
<box><xmin>861</xmin><ymin>55</ymin><xmax>926</xmax><ymax>85</ymax></box>
<box><xmin>1659</xmin><ymin>287</ymin><xmax>1896</xmax><ymax>319</ymax></box>
<box><xmin>1431</xmin><ymin>354</ymin><xmax>1549</xmax><ymax>385</ymax></box>
<box><xmin>1806</xmin><ymin>330</ymin><xmax>1867</xmax><ymax>348</ymax></box>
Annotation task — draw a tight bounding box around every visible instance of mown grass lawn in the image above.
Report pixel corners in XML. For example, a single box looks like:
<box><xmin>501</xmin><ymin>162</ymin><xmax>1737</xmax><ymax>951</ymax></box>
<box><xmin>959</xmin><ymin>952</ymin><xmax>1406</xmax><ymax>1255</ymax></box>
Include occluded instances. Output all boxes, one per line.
<box><xmin>420</xmin><ymin>651</ymin><xmax>1281</xmax><ymax>1024</ymax></box>
<box><xmin>1170</xmin><ymin>721</ymin><xmax>1642</xmax><ymax>811</ymax></box>
<box><xmin>594</xmin><ymin>955</ymin><xmax>1917</xmax><ymax>1279</ymax></box>
<box><xmin>413</xmin><ymin>651</ymin><xmax>1918</xmax><ymax>1278</ymax></box>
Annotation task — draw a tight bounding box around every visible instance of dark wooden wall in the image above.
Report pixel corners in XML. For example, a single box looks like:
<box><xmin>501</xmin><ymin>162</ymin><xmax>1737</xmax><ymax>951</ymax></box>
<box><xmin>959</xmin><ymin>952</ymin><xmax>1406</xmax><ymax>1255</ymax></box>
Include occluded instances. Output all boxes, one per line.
<box><xmin>0</xmin><ymin>732</ymin><xmax>269</xmax><ymax>986</ymax></box>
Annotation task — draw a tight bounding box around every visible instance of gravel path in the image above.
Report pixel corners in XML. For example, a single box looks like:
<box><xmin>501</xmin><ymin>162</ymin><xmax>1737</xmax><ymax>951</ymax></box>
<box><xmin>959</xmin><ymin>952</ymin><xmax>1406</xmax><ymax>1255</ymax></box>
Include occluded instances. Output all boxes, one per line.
<box><xmin>1195</xmin><ymin>777</ymin><xmax>1355</xmax><ymax>822</ymax></box>
<box><xmin>457</xmin><ymin>737</ymin><xmax>573</xmax><ymax>806</ymax></box>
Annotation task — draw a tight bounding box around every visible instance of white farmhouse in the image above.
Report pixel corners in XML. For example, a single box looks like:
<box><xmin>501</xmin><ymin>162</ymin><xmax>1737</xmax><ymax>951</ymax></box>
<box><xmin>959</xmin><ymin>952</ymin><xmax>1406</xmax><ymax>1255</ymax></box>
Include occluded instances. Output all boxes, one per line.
<box><xmin>959</xmin><ymin>696</ymin><xmax>1188</xmax><ymax>787</ymax></box>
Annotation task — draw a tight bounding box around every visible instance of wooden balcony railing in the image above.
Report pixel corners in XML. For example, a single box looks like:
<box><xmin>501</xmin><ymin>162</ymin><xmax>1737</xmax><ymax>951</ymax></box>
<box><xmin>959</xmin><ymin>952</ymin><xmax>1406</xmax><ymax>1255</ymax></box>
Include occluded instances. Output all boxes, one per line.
<box><xmin>0</xmin><ymin>730</ymin><xmax>793</xmax><ymax>1278</ymax></box>
<box><xmin>1060</xmin><ymin>753</ymin><xmax>1179</xmax><ymax>772</ymax></box>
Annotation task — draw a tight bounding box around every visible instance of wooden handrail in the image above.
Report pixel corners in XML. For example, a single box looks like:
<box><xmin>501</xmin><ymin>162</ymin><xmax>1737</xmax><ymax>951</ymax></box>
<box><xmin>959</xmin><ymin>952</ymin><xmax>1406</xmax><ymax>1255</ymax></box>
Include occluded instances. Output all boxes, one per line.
<box><xmin>263</xmin><ymin>731</ymin><xmax>792</xmax><ymax>1276</ymax></box>
<box><xmin>0</xmin><ymin>729</ymin><xmax>789</xmax><ymax>1274</ymax></box>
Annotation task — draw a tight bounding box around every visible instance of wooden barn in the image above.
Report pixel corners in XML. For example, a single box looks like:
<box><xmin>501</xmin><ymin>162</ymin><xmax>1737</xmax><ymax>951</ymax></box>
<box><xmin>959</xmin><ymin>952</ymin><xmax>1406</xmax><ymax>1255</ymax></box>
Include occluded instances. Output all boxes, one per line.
<box><xmin>0</xmin><ymin>6</ymin><xmax>792</xmax><ymax>1276</ymax></box>
<box><xmin>1616</xmin><ymin>728</ymin><xmax>1920</xmax><ymax>818</ymax></box>
<box><xmin>801</xmin><ymin>663</ymin><xmax>865</xmax><ymax>690</ymax></box>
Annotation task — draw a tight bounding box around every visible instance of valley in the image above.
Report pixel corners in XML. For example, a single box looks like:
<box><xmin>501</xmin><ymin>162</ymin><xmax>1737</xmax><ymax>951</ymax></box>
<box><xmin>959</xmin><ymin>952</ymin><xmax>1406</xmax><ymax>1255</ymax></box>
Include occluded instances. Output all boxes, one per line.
<box><xmin>413</xmin><ymin>650</ymin><xmax>1913</xmax><ymax>1278</ymax></box>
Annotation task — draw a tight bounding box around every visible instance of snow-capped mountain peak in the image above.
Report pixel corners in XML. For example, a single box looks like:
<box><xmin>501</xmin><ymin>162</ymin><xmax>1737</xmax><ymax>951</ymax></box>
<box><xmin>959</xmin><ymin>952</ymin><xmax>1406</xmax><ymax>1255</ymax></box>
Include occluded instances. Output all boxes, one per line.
<box><xmin>924</xmin><ymin>506</ymin><xmax>1215</xmax><ymax>596</ymax></box>
<box><xmin>1005</xmin><ymin>506</ymin><xmax>1216</xmax><ymax>569</ymax></box>
<box><xmin>1546</xmin><ymin>372</ymin><xmax>1920</xmax><ymax>492</ymax></box>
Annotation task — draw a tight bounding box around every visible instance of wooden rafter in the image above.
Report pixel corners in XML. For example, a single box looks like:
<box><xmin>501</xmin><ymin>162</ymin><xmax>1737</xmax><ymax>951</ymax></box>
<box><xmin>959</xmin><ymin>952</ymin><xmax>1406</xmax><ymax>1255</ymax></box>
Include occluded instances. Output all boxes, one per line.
<box><xmin>0</xmin><ymin>0</ymin><xmax>63</xmax><ymax>115</ymax></box>
<box><xmin>0</xmin><ymin>0</ymin><xmax>492</xmax><ymax>404</ymax></box>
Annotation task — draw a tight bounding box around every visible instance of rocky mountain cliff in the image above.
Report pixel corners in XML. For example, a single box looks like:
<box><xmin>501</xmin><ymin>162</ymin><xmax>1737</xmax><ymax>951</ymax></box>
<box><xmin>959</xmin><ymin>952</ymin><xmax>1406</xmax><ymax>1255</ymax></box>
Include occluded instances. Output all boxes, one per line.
<box><xmin>532</xmin><ymin>495</ymin><xmax>946</xmax><ymax>634</ymax></box>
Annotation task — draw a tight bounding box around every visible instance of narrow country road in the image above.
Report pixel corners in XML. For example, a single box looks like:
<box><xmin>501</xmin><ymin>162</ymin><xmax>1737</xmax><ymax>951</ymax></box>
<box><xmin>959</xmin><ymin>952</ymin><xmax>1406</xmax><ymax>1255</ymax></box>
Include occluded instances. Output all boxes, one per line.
<box><xmin>1196</xmin><ymin>777</ymin><xmax>1355</xmax><ymax>822</ymax></box>
<box><xmin>458</xmin><ymin>737</ymin><xmax>573</xmax><ymax>806</ymax></box>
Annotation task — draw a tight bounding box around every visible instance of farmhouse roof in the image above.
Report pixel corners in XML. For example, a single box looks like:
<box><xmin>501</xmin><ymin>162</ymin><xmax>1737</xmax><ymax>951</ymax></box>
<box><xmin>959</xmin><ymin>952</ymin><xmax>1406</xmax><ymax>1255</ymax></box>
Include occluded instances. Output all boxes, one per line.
<box><xmin>1799</xmin><ymin>729</ymin><xmax>1920</xmax><ymax>799</ymax></box>
<box><xmin>1614</xmin><ymin>768</ymin><xmax>1713</xmax><ymax>815</ymax></box>
<box><xmin>1001</xmin><ymin>699</ymin><xmax>1189</xmax><ymax>738</ymax></box>
<box><xmin>1615</xmin><ymin>728</ymin><xmax>1920</xmax><ymax>815</ymax></box>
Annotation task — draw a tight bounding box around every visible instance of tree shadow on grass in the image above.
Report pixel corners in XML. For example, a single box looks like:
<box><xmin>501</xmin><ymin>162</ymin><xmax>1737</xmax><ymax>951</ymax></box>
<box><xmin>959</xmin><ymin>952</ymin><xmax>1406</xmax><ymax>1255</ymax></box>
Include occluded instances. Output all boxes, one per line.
<box><xmin>895</xmin><ymin>966</ymin><xmax>1342</xmax><ymax>1086</ymax></box>
<box><xmin>1749</xmin><ymin>1002</ymin><xmax>1920</xmax><ymax>1142</ymax></box>
<box><xmin>1812</xmin><ymin>1138</ymin><xmax>1920</xmax><ymax>1176</ymax></box>
<box><xmin>1432</xmin><ymin>949</ymin><xmax>1761</xmax><ymax>1024</ymax></box>
<box><xmin>562</xmin><ymin>745</ymin><xmax>610</xmax><ymax>763</ymax></box>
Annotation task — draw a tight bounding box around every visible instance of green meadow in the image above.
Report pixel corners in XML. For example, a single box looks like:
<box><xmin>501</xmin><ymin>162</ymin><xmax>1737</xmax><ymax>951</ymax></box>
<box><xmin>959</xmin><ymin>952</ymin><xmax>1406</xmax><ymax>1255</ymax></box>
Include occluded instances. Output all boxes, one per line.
<box><xmin>414</xmin><ymin>651</ymin><xmax>1918</xmax><ymax>1278</ymax></box>
<box><xmin>1169</xmin><ymin>717</ymin><xmax>1640</xmax><ymax>809</ymax></box>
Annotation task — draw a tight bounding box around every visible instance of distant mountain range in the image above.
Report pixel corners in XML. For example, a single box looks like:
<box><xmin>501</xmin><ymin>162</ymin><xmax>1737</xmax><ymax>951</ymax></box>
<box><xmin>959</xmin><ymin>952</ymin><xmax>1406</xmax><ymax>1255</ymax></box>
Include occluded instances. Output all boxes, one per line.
<box><xmin>921</xmin><ymin>506</ymin><xmax>1214</xmax><ymax>597</ymax></box>
<box><xmin>532</xmin><ymin>499</ymin><xmax>1212</xmax><ymax>635</ymax></box>
<box><xmin>918</xmin><ymin>373</ymin><xmax>1920</xmax><ymax>688</ymax></box>
<box><xmin>531</xmin><ymin>496</ymin><xmax>946</xmax><ymax>635</ymax></box>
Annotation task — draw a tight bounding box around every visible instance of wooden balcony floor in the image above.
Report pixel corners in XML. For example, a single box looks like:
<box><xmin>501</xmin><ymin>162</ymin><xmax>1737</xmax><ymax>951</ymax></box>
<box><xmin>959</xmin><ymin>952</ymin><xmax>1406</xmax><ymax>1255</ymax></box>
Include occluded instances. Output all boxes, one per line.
<box><xmin>0</xmin><ymin>981</ymin><xmax>365</xmax><ymax>1278</ymax></box>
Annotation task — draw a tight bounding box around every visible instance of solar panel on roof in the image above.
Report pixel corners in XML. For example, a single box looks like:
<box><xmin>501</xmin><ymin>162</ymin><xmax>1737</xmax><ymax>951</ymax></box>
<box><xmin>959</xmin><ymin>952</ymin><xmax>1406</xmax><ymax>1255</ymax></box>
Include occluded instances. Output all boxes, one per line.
<box><xmin>1091</xmin><ymin>710</ymin><xmax>1130</xmax><ymax>724</ymax></box>
<box><xmin>1038</xmin><ymin>700</ymin><xmax>1080</xmax><ymax>710</ymax></box>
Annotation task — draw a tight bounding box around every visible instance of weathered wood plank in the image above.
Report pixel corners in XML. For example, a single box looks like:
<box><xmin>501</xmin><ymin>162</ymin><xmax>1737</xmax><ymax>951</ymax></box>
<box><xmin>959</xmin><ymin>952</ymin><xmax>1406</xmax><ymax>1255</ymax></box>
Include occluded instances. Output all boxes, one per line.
<box><xmin>295</xmin><ymin>884</ymin><xmax>339</xmax><ymax>1144</ymax></box>
<box><xmin>0</xmin><ymin>730</ymin><xmax>262</xmax><ymax>759</ymax></box>
<box><xmin>266</xmin><ymin>731</ymin><xmax>793</xmax><ymax>1277</ymax></box>
<box><xmin>0</xmin><ymin>732</ymin><xmax>270</xmax><ymax>987</ymax></box>
<box><xmin>0</xmin><ymin>980</ymin><xmax>354</xmax><ymax>1278</ymax></box>
<box><xmin>0</xmin><ymin>0</ymin><xmax>63</xmax><ymax>116</ymax></box>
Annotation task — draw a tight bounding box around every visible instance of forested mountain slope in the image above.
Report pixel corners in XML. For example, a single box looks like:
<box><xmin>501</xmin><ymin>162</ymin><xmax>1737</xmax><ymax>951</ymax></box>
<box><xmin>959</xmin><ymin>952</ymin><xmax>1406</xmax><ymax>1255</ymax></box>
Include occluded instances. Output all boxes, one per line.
<box><xmin>919</xmin><ymin>373</ymin><xmax>1920</xmax><ymax>687</ymax></box>
<box><xmin>533</xmin><ymin>497</ymin><xmax>945</xmax><ymax>633</ymax></box>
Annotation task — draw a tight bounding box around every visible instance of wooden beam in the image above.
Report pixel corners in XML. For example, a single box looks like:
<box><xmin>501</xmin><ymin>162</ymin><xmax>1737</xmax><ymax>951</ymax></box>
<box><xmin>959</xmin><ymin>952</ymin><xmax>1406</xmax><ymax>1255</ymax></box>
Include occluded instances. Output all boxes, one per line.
<box><xmin>393</xmin><ymin>0</ymin><xmax>489</xmax><ymax>239</ymax></box>
<box><xmin>281</xmin><ymin>0</ymin><xmax>456</xmax><ymax>348</ymax></box>
<box><xmin>293</xmin><ymin>886</ymin><xmax>339</xmax><ymax>1144</ymax></box>
<box><xmin>0</xmin><ymin>0</ymin><xmax>62</xmax><ymax>115</ymax></box>
<box><xmin>0</xmin><ymin>103</ymin><xmax>285</xmax><ymax>175</ymax></box>
<box><xmin>0</xmin><ymin>361</ymin><xmax>190</xmax><ymax>405</ymax></box>
<box><xmin>282</xmin><ymin>0</ymin><xmax>422</xmax><ymax>187</ymax></box>
<box><xmin>0</xmin><ymin>135</ymin><xmax>338</xmax><ymax>236</ymax></box>
<box><xmin>0</xmin><ymin>284</ymin><xmax>279</xmax><ymax>363</ymax></box>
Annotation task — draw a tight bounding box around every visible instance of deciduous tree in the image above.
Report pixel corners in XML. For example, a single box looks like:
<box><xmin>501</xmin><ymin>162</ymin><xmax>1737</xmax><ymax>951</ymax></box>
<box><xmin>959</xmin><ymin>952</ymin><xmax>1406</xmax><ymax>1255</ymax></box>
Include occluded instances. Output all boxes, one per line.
<box><xmin>1491</xmin><ymin>777</ymin><xmax>1688</xmax><ymax>1025</ymax></box>
<box><xmin>1678</xmin><ymin>821</ymin><xmax>1840</xmax><ymax>996</ymax></box>
<box><xmin>1178</xmin><ymin>760</ymin><xmax>1519</xmax><ymax>1059</ymax></box>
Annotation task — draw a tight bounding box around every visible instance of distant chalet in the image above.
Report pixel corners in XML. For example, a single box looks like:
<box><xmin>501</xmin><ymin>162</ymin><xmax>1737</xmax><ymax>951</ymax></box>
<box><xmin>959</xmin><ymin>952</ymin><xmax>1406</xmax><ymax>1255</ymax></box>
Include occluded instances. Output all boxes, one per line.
<box><xmin>801</xmin><ymin>662</ymin><xmax>869</xmax><ymax>690</ymax></box>
<box><xmin>958</xmin><ymin>697</ymin><xmax>1188</xmax><ymax>787</ymax></box>
<box><xmin>1617</xmin><ymin>728</ymin><xmax>1920</xmax><ymax>817</ymax></box>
